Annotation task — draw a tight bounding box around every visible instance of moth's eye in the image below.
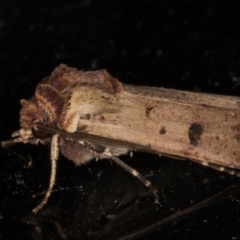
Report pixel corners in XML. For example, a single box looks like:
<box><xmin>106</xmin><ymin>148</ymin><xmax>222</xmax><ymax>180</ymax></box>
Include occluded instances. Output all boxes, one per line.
<box><xmin>32</xmin><ymin>128</ymin><xmax>50</xmax><ymax>139</ymax></box>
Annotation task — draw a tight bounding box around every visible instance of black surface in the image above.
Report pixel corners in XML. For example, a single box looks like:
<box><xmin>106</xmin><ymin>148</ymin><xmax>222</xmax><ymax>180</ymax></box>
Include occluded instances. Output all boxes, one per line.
<box><xmin>1</xmin><ymin>1</ymin><xmax>240</xmax><ymax>239</ymax></box>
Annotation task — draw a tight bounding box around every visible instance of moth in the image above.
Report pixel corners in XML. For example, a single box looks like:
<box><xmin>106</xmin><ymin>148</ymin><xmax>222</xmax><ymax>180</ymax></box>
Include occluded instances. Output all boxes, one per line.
<box><xmin>2</xmin><ymin>64</ymin><xmax>240</xmax><ymax>213</ymax></box>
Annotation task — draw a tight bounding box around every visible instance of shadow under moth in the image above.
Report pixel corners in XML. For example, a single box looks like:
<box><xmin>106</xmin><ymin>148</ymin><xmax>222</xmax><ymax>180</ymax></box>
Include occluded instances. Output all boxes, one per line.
<box><xmin>2</xmin><ymin>64</ymin><xmax>240</xmax><ymax>213</ymax></box>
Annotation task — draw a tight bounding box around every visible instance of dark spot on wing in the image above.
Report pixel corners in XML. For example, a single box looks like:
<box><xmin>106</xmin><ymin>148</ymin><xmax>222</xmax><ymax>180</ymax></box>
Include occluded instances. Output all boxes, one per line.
<box><xmin>188</xmin><ymin>122</ymin><xmax>204</xmax><ymax>146</ymax></box>
<box><xmin>236</xmin><ymin>101</ymin><xmax>240</xmax><ymax>108</ymax></box>
<box><xmin>235</xmin><ymin>134</ymin><xmax>240</xmax><ymax>142</ymax></box>
<box><xmin>232</xmin><ymin>124</ymin><xmax>240</xmax><ymax>132</ymax></box>
<box><xmin>159</xmin><ymin>126</ymin><xmax>166</xmax><ymax>135</ymax></box>
<box><xmin>80</xmin><ymin>114</ymin><xmax>92</xmax><ymax>120</ymax></box>
<box><xmin>99</xmin><ymin>115</ymin><xmax>105</xmax><ymax>121</ymax></box>
<box><xmin>101</xmin><ymin>95</ymin><xmax>110</xmax><ymax>101</ymax></box>
<box><xmin>146</xmin><ymin>106</ymin><xmax>153</xmax><ymax>118</ymax></box>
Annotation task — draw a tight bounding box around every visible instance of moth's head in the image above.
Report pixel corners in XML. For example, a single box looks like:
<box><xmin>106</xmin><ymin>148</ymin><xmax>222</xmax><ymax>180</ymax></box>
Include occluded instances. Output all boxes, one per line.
<box><xmin>15</xmin><ymin>82</ymin><xmax>64</xmax><ymax>142</ymax></box>
<box><xmin>20</xmin><ymin>99</ymin><xmax>42</xmax><ymax>130</ymax></box>
<box><xmin>12</xmin><ymin>99</ymin><xmax>47</xmax><ymax>142</ymax></box>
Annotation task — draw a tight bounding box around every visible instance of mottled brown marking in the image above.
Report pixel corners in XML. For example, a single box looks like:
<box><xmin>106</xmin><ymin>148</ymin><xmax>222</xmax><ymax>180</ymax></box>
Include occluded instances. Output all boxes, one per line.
<box><xmin>188</xmin><ymin>122</ymin><xmax>204</xmax><ymax>146</ymax></box>
<box><xmin>232</xmin><ymin>124</ymin><xmax>240</xmax><ymax>132</ymax></box>
<box><xmin>237</xmin><ymin>101</ymin><xmax>240</xmax><ymax>108</ymax></box>
<box><xmin>235</xmin><ymin>134</ymin><xmax>240</xmax><ymax>142</ymax></box>
<box><xmin>159</xmin><ymin>126</ymin><xmax>166</xmax><ymax>135</ymax></box>
<box><xmin>80</xmin><ymin>114</ymin><xmax>92</xmax><ymax>120</ymax></box>
<box><xmin>99</xmin><ymin>115</ymin><xmax>105</xmax><ymax>121</ymax></box>
<box><xmin>146</xmin><ymin>106</ymin><xmax>153</xmax><ymax>118</ymax></box>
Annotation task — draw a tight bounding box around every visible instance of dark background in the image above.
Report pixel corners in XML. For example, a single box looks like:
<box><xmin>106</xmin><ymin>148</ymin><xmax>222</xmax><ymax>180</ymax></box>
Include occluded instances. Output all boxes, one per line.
<box><xmin>1</xmin><ymin>1</ymin><xmax>240</xmax><ymax>239</ymax></box>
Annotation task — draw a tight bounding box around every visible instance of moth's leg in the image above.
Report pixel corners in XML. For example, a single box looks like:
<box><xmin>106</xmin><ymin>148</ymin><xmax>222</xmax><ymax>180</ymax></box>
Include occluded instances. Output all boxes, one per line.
<box><xmin>1</xmin><ymin>139</ymin><xmax>21</xmax><ymax>147</ymax></box>
<box><xmin>194</xmin><ymin>160</ymin><xmax>240</xmax><ymax>177</ymax></box>
<box><xmin>1</xmin><ymin>129</ymin><xmax>41</xmax><ymax>147</ymax></box>
<box><xmin>110</xmin><ymin>155</ymin><xmax>159</xmax><ymax>203</ymax></box>
<box><xmin>32</xmin><ymin>134</ymin><xmax>59</xmax><ymax>214</ymax></box>
<box><xmin>2</xmin><ymin>138</ymin><xmax>41</xmax><ymax>147</ymax></box>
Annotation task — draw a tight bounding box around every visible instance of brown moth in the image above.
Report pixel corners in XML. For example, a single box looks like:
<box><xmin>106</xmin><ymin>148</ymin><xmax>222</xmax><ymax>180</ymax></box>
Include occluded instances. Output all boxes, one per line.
<box><xmin>2</xmin><ymin>64</ymin><xmax>240</xmax><ymax>213</ymax></box>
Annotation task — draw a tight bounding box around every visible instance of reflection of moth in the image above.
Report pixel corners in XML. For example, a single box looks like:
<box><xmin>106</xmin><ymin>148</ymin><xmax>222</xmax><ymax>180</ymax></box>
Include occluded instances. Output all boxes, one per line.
<box><xmin>2</xmin><ymin>64</ymin><xmax>240</xmax><ymax>213</ymax></box>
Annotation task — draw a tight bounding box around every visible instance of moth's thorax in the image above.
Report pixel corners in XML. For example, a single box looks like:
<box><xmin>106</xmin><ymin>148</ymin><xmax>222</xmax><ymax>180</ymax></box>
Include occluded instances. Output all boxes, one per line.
<box><xmin>18</xmin><ymin>64</ymin><xmax>123</xmax><ymax>134</ymax></box>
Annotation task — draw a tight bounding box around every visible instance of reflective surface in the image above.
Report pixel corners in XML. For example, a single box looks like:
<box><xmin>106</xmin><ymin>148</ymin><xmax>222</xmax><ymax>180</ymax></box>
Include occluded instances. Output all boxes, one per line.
<box><xmin>2</xmin><ymin>148</ymin><xmax>240</xmax><ymax>239</ymax></box>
